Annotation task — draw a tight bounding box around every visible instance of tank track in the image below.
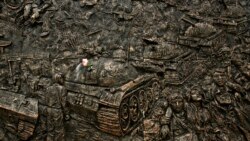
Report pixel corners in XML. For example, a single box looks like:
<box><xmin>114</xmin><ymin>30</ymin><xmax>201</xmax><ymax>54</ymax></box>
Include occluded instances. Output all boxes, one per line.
<box><xmin>97</xmin><ymin>78</ymin><xmax>160</xmax><ymax>136</ymax></box>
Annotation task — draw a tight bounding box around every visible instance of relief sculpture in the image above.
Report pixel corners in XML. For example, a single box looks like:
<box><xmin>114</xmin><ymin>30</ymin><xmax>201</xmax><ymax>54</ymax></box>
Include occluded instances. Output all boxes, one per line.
<box><xmin>0</xmin><ymin>0</ymin><xmax>249</xmax><ymax>141</ymax></box>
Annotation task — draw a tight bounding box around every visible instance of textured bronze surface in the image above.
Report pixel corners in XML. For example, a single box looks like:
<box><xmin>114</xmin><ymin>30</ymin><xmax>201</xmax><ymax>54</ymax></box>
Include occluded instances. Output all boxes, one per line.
<box><xmin>0</xmin><ymin>0</ymin><xmax>249</xmax><ymax>141</ymax></box>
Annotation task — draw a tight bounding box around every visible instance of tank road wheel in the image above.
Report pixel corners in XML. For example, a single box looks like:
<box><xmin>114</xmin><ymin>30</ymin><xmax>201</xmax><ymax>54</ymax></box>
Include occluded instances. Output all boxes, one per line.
<box><xmin>129</xmin><ymin>95</ymin><xmax>140</xmax><ymax>122</ymax></box>
<box><xmin>139</xmin><ymin>90</ymin><xmax>148</xmax><ymax>114</ymax></box>
<box><xmin>120</xmin><ymin>102</ymin><xmax>130</xmax><ymax>131</ymax></box>
<box><xmin>152</xmin><ymin>81</ymin><xmax>160</xmax><ymax>100</ymax></box>
<box><xmin>146</xmin><ymin>88</ymin><xmax>154</xmax><ymax>109</ymax></box>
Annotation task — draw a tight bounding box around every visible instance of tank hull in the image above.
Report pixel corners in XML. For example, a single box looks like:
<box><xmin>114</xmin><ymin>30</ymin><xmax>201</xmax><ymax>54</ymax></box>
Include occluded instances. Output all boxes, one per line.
<box><xmin>65</xmin><ymin>74</ymin><xmax>160</xmax><ymax>136</ymax></box>
<box><xmin>0</xmin><ymin>90</ymin><xmax>38</xmax><ymax>140</ymax></box>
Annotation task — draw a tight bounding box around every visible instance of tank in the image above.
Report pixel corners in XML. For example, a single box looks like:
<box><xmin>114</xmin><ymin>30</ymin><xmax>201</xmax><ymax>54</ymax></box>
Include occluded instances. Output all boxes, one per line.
<box><xmin>0</xmin><ymin>90</ymin><xmax>38</xmax><ymax>140</ymax></box>
<box><xmin>178</xmin><ymin>23</ymin><xmax>223</xmax><ymax>48</ymax></box>
<box><xmin>64</xmin><ymin>58</ymin><xmax>160</xmax><ymax>136</ymax></box>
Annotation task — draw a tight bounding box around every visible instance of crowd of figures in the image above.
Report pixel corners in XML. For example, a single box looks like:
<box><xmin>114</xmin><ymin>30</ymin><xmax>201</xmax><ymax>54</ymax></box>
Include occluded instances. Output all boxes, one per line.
<box><xmin>0</xmin><ymin>0</ymin><xmax>249</xmax><ymax>141</ymax></box>
<box><xmin>142</xmin><ymin>64</ymin><xmax>250</xmax><ymax>141</ymax></box>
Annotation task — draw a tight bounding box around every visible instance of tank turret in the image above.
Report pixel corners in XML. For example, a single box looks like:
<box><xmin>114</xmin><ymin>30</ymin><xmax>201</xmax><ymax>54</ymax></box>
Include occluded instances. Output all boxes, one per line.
<box><xmin>66</xmin><ymin>58</ymin><xmax>139</xmax><ymax>87</ymax></box>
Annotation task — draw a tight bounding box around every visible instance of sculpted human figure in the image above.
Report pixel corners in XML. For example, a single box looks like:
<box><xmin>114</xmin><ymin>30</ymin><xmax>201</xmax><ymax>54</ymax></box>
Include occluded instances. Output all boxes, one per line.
<box><xmin>209</xmin><ymin>68</ymin><xmax>247</xmax><ymax>141</ymax></box>
<box><xmin>44</xmin><ymin>73</ymin><xmax>69</xmax><ymax>141</ymax></box>
<box><xmin>75</xmin><ymin>58</ymin><xmax>93</xmax><ymax>81</ymax></box>
<box><xmin>162</xmin><ymin>91</ymin><xmax>198</xmax><ymax>141</ymax></box>
<box><xmin>143</xmin><ymin>98</ymin><xmax>168</xmax><ymax>141</ymax></box>
<box><xmin>186</xmin><ymin>85</ymin><xmax>211</xmax><ymax>141</ymax></box>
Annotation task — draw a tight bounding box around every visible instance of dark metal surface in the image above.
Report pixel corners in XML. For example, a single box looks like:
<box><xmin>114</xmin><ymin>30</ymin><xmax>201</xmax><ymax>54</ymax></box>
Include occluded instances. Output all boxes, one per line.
<box><xmin>0</xmin><ymin>0</ymin><xmax>249</xmax><ymax>140</ymax></box>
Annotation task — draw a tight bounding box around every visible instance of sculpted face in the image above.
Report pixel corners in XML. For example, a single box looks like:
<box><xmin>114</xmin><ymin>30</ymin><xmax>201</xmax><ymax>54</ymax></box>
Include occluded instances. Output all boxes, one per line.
<box><xmin>213</xmin><ymin>71</ymin><xmax>227</xmax><ymax>86</ymax></box>
<box><xmin>169</xmin><ymin>93</ymin><xmax>184</xmax><ymax>113</ymax></box>
<box><xmin>190</xmin><ymin>88</ymin><xmax>202</xmax><ymax>101</ymax></box>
